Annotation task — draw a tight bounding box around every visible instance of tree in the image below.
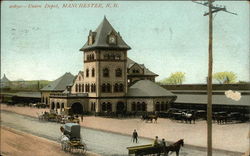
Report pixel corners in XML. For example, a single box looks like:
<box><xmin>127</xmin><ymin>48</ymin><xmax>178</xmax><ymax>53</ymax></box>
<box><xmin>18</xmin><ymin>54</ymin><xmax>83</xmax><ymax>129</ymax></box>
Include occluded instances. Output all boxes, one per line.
<box><xmin>160</xmin><ymin>72</ymin><xmax>185</xmax><ymax>84</ymax></box>
<box><xmin>212</xmin><ymin>71</ymin><xmax>237</xmax><ymax>84</ymax></box>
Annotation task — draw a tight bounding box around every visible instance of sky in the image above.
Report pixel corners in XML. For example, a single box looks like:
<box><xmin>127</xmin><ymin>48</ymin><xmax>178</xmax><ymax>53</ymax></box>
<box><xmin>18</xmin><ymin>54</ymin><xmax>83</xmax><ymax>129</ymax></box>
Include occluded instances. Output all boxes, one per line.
<box><xmin>1</xmin><ymin>1</ymin><xmax>249</xmax><ymax>83</ymax></box>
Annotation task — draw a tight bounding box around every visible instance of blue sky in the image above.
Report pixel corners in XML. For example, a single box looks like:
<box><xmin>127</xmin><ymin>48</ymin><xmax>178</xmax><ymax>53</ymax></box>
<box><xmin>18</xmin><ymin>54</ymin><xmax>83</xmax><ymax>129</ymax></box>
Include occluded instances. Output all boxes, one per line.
<box><xmin>1</xmin><ymin>1</ymin><xmax>249</xmax><ymax>83</ymax></box>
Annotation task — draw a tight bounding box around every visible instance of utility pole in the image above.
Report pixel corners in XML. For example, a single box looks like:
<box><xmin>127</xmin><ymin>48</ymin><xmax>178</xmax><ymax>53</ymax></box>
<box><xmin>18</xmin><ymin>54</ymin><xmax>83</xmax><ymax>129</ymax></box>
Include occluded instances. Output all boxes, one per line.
<box><xmin>192</xmin><ymin>1</ymin><xmax>237</xmax><ymax>156</ymax></box>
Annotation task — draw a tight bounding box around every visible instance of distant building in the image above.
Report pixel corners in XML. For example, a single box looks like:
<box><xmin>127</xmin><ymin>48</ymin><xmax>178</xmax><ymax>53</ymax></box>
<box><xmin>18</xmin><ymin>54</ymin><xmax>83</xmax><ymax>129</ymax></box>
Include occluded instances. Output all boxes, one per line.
<box><xmin>0</xmin><ymin>74</ymin><xmax>11</xmax><ymax>89</ymax></box>
<box><xmin>46</xmin><ymin>17</ymin><xmax>176</xmax><ymax>114</ymax></box>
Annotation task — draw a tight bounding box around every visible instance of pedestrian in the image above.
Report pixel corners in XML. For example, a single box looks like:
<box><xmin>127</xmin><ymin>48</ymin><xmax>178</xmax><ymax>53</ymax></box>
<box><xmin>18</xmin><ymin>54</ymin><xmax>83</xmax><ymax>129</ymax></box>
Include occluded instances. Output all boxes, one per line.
<box><xmin>160</xmin><ymin>138</ymin><xmax>166</xmax><ymax>147</ymax></box>
<box><xmin>132</xmin><ymin>129</ymin><xmax>138</xmax><ymax>143</ymax></box>
<box><xmin>153</xmin><ymin>136</ymin><xmax>159</xmax><ymax>146</ymax></box>
<box><xmin>81</xmin><ymin>114</ymin><xmax>83</xmax><ymax>122</ymax></box>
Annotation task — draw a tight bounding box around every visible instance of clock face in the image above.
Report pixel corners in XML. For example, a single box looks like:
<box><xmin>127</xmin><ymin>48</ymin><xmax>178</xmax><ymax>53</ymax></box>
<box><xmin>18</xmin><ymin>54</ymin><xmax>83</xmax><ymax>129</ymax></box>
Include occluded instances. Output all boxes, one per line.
<box><xmin>109</xmin><ymin>36</ymin><xmax>116</xmax><ymax>44</ymax></box>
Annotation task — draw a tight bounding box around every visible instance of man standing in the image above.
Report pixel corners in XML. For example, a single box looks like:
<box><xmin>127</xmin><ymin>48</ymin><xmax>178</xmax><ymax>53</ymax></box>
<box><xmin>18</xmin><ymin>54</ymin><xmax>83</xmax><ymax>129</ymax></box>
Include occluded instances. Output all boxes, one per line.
<box><xmin>132</xmin><ymin>129</ymin><xmax>138</xmax><ymax>143</ymax></box>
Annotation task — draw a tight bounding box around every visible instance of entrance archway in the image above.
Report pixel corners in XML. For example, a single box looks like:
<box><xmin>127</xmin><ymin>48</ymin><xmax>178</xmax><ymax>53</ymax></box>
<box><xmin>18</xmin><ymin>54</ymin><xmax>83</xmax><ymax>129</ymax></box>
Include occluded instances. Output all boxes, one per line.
<box><xmin>51</xmin><ymin>102</ymin><xmax>55</xmax><ymax>110</ymax></box>
<box><xmin>71</xmin><ymin>102</ymin><xmax>83</xmax><ymax>114</ymax></box>
<box><xmin>116</xmin><ymin>101</ymin><xmax>126</xmax><ymax>114</ymax></box>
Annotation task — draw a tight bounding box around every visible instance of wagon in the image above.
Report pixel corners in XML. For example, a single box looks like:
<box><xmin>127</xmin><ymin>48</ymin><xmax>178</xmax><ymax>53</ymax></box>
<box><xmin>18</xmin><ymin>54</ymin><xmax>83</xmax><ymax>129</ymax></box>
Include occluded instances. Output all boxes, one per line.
<box><xmin>60</xmin><ymin>123</ymin><xmax>87</xmax><ymax>154</ymax></box>
<box><xmin>127</xmin><ymin>144</ymin><xmax>164</xmax><ymax>156</ymax></box>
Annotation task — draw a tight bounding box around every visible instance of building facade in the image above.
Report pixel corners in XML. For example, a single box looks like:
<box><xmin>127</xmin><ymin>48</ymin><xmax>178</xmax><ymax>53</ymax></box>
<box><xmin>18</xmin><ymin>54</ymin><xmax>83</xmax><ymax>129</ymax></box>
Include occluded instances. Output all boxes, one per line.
<box><xmin>47</xmin><ymin>17</ymin><xmax>176</xmax><ymax>115</ymax></box>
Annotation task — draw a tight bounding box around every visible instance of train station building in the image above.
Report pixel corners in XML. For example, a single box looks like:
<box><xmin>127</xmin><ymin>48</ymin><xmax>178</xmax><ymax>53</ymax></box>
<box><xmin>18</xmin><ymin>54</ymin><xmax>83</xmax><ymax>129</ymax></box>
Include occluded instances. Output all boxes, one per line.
<box><xmin>41</xmin><ymin>17</ymin><xmax>177</xmax><ymax>114</ymax></box>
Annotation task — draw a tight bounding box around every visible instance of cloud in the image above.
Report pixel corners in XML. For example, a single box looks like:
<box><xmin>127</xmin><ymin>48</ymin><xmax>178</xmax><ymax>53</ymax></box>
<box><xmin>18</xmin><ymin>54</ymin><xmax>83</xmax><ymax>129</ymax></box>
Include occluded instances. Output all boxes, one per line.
<box><xmin>225</xmin><ymin>90</ymin><xmax>241</xmax><ymax>101</ymax></box>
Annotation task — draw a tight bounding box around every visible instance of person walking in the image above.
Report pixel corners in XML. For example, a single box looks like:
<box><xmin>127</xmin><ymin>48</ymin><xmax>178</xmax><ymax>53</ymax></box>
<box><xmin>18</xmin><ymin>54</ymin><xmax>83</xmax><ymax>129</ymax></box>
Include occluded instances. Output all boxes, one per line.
<box><xmin>132</xmin><ymin>129</ymin><xmax>138</xmax><ymax>143</ymax></box>
<box><xmin>153</xmin><ymin>136</ymin><xmax>160</xmax><ymax>146</ymax></box>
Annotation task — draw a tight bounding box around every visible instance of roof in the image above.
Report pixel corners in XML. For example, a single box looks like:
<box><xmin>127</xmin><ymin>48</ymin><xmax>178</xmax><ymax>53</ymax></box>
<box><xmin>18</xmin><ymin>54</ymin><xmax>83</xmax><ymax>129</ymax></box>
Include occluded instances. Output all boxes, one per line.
<box><xmin>1</xmin><ymin>74</ymin><xmax>10</xmax><ymax>83</ymax></box>
<box><xmin>127</xmin><ymin>80</ymin><xmax>176</xmax><ymax>97</ymax></box>
<box><xmin>2</xmin><ymin>92</ymin><xmax>41</xmax><ymax>98</ymax></box>
<box><xmin>127</xmin><ymin>58</ymin><xmax>158</xmax><ymax>76</ymax></box>
<box><xmin>40</xmin><ymin>72</ymin><xmax>75</xmax><ymax>91</ymax></box>
<box><xmin>80</xmin><ymin>17</ymin><xmax>131</xmax><ymax>51</ymax></box>
<box><xmin>175</xmin><ymin>94</ymin><xmax>250</xmax><ymax>106</ymax></box>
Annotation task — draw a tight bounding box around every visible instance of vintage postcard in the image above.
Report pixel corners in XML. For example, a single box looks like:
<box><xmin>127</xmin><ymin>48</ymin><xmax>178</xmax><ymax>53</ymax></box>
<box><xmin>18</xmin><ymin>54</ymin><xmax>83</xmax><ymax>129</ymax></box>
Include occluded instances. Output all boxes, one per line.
<box><xmin>1</xmin><ymin>1</ymin><xmax>249</xmax><ymax>156</ymax></box>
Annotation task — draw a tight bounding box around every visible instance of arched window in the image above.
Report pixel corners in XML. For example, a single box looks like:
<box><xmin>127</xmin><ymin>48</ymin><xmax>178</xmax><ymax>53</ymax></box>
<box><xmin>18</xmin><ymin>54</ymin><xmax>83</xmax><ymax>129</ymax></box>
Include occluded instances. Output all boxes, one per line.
<box><xmin>87</xmin><ymin>55</ymin><xmax>90</xmax><ymax>60</ymax></box>
<box><xmin>91</xmin><ymin>102</ymin><xmax>96</xmax><ymax>111</ymax></box>
<box><xmin>85</xmin><ymin>84</ymin><xmax>89</xmax><ymax>92</ymax></box>
<box><xmin>91</xmin><ymin>84</ymin><xmax>96</xmax><ymax>92</ymax></box>
<box><xmin>92</xmin><ymin>68</ymin><xmax>95</xmax><ymax>77</ymax></box>
<box><xmin>114</xmin><ymin>83</ymin><xmax>119</xmax><ymax>92</ymax></box>
<box><xmin>93</xmin><ymin>84</ymin><xmax>96</xmax><ymax>92</ymax></box>
<box><xmin>103</xmin><ymin>68</ymin><xmax>109</xmax><ymax>77</ymax></box>
<box><xmin>132</xmin><ymin>102</ymin><xmax>136</xmax><ymax>111</ymax></box>
<box><xmin>107</xmin><ymin>83</ymin><xmax>111</xmax><ymax>92</ymax></box>
<box><xmin>161</xmin><ymin>102</ymin><xmax>165</xmax><ymax>111</ymax></box>
<box><xmin>155</xmin><ymin>102</ymin><xmax>160</xmax><ymax>111</ymax></box>
<box><xmin>115</xmin><ymin>68</ymin><xmax>122</xmax><ymax>77</ymax></box>
<box><xmin>86</xmin><ymin>69</ymin><xmax>89</xmax><ymax>77</ymax></box>
<box><xmin>119</xmin><ymin>84</ymin><xmax>124</xmax><ymax>92</ymax></box>
<box><xmin>102</xmin><ymin>102</ymin><xmax>107</xmax><ymax>112</ymax></box>
<box><xmin>102</xmin><ymin>84</ymin><xmax>106</xmax><ymax>92</ymax></box>
<box><xmin>79</xmin><ymin>84</ymin><xmax>82</xmax><ymax>92</ymax></box>
<box><xmin>75</xmin><ymin>84</ymin><xmax>78</xmax><ymax>92</ymax></box>
<box><xmin>91</xmin><ymin>54</ymin><xmax>94</xmax><ymax>60</ymax></box>
<box><xmin>107</xmin><ymin>102</ymin><xmax>112</xmax><ymax>112</ymax></box>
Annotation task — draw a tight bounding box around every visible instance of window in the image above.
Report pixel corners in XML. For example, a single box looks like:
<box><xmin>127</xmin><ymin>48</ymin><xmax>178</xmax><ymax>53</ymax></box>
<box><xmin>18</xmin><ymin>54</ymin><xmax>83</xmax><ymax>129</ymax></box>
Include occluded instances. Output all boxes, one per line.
<box><xmin>102</xmin><ymin>103</ymin><xmax>107</xmax><ymax>112</ymax></box>
<box><xmin>82</xmin><ymin>84</ymin><xmax>84</xmax><ymax>92</ymax></box>
<box><xmin>91</xmin><ymin>84</ymin><xmax>96</xmax><ymax>92</ymax></box>
<box><xmin>79</xmin><ymin>84</ymin><xmax>82</xmax><ymax>92</ymax></box>
<box><xmin>91</xmin><ymin>102</ymin><xmax>96</xmax><ymax>111</ymax></box>
<box><xmin>161</xmin><ymin>102</ymin><xmax>165</xmax><ymax>111</ymax></box>
<box><xmin>155</xmin><ymin>102</ymin><xmax>160</xmax><ymax>111</ymax></box>
<box><xmin>85</xmin><ymin>84</ymin><xmax>90</xmax><ymax>92</ymax></box>
<box><xmin>115</xmin><ymin>68</ymin><xmax>122</xmax><ymax>77</ymax></box>
<box><xmin>86</xmin><ymin>69</ymin><xmax>89</xmax><ymax>77</ymax></box>
<box><xmin>75</xmin><ymin>84</ymin><xmax>78</xmax><ymax>92</ymax></box>
<box><xmin>119</xmin><ymin>84</ymin><xmax>124</xmax><ymax>92</ymax></box>
<box><xmin>107</xmin><ymin>83</ymin><xmax>111</xmax><ymax>92</ymax></box>
<box><xmin>79</xmin><ymin>76</ymin><xmax>81</xmax><ymax>81</ymax></box>
<box><xmin>102</xmin><ymin>102</ymin><xmax>112</xmax><ymax>112</ymax></box>
<box><xmin>114</xmin><ymin>83</ymin><xmax>119</xmax><ymax>92</ymax></box>
<box><xmin>132</xmin><ymin>102</ymin><xmax>136</xmax><ymax>111</ymax></box>
<box><xmin>107</xmin><ymin>102</ymin><xmax>112</xmax><ymax>112</ymax></box>
<box><xmin>102</xmin><ymin>84</ymin><xmax>106</xmax><ymax>92</ymax></box>
<box><xmin>103</xmin><ymin>68</ymin><xmax>109</xmax><ymax>77</ymax></box>
<box><xmin>92</xmin><ymin>68</ymin><xmax>95</xmax><ymax>77</ymax></box>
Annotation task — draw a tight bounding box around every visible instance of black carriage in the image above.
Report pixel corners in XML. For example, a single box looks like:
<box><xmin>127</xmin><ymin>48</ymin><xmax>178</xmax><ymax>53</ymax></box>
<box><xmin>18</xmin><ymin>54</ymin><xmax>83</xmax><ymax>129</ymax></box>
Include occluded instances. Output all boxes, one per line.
<box><xmin>60</xmin><ymin>123</ymin><xmax>86</xmax><ymax>154</ymax></box>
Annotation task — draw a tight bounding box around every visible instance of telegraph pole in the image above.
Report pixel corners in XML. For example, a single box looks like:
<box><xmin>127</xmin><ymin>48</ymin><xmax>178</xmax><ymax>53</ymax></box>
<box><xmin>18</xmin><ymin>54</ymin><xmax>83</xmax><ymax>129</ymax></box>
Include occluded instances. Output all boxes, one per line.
<box><xmin>192</xmin><ymin>1</ymin><xmax>237</xmax><ymax>155</ymax></box>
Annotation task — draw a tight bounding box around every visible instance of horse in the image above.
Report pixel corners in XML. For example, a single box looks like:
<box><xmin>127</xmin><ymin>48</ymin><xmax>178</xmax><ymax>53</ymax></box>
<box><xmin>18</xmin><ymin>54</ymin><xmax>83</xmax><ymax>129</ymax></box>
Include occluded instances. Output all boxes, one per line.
<box><xmin>181</xmin><ymin>112</ymin><xmax>192</xmax><ymax>124</ymax></box>
<box><xmin>165</xmin><ymin>139</ymin><xmax>184</xmax><ymax>156</ymax></box>
<box><xmin>141</xmin><ymin>114</ymin><xmax>158</xmax><ymax>123</ymax></box>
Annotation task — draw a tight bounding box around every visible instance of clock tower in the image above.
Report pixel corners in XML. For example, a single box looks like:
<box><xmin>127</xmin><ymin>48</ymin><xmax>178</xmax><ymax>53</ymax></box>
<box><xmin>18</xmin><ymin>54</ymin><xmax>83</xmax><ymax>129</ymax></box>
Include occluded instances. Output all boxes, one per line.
<box><xmin>80</xmin><ymin>17</ymin><xmax>131</xmax><ymax>112</ymax></box>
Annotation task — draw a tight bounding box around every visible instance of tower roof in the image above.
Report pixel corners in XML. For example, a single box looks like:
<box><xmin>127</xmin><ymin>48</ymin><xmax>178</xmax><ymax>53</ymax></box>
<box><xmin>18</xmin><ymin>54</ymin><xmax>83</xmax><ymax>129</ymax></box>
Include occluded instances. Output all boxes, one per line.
<box><xmin>41</xmin><ymin>72</ymin><xmax>75</xmax><ymax>91</ymax></box>
<box><xmin>80</xmin><ymin>17</ymin><xmax>131</xmax><ymax>51</ymax></box>
<box><xmin>1</xmin><ymin>74</ymin><xmax>10</xmax><ymax>82</ymax></box>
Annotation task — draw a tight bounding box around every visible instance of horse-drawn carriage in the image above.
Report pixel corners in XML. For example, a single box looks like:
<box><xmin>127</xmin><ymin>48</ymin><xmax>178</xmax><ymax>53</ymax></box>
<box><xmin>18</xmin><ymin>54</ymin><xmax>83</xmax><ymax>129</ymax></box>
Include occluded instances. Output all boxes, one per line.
<box><xmin>127</xmin><ymin>139</ymin><xmax>184</xmax><ymax>156</ymax></box>
<box><xmin>60</xmin><ymin>123</ymin><xmax>87</xmax><ymax>154</ymax></box>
